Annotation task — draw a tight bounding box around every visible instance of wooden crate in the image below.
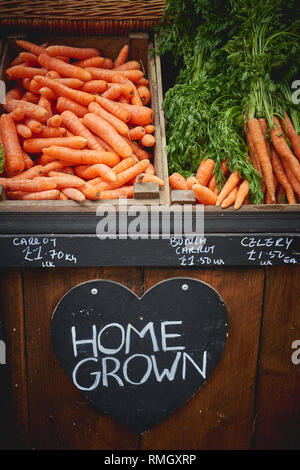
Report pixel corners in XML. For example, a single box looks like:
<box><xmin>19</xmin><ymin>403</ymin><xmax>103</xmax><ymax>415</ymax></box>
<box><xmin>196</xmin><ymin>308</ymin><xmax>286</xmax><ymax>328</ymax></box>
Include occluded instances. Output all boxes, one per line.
<box><xmin>0</xmin><ymin>32</ymin><xmax>170</xmax><ymax>208</ymax></box>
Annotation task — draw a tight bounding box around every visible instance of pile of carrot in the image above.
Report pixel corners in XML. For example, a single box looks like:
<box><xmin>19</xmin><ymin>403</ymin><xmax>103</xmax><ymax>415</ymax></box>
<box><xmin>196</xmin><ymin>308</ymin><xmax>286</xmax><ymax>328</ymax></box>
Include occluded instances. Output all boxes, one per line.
<box><xmin>0</xmin><ymin>39</ymin><xmax>162</xmax><ymax>201</ymax></box>
<box><xmin>169</xmin><ymin>159</ymin><xmax>251</xmax><ymax>209</ymax></box>
<box><xmin>169</xmin><ymin>112</ymin><xmax>300</xmax><ymax>210</ymax></box>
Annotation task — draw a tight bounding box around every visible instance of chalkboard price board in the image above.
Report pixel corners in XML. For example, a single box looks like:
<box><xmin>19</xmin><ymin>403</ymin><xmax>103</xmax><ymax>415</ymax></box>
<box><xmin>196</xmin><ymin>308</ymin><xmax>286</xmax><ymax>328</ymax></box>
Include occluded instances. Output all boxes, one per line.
<box><xmin>1</xmin><ymin>233</ymin><xmax>299</xmax><ymax>267</ymax></box>
<box><xmin>51</xmin><ymin>278</ymin><xmax>229</xmax><ymax>433</ymax></box>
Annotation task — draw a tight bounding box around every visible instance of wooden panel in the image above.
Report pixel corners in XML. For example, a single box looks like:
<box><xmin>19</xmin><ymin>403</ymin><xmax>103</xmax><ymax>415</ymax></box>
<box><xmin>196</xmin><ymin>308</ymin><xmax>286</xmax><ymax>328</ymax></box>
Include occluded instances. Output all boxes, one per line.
<box><xmin>23</xmin><ymin>267</ymin><xmax>143</xmax><ymax>450</ymax></box>
<box><xmin>0</xmin><ymin>268</ymin><xmax>28</xmax><ymax>449</ymax></box>
<box><xmin>252</xmin><ymin>265</ymin><xmax>300</xmax><ymax>449</ymax></box>
<box><xmin>141</xmin><ymin>267</ymin><xmax>265</xmax><ymax>450</ymax></box>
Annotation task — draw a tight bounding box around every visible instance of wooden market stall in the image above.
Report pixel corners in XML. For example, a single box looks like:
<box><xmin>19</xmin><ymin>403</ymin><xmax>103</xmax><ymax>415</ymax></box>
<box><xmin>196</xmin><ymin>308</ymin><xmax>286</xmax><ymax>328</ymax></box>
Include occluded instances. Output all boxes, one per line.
<box><xmin>0</xmin><ymin>1</ymin><xmax>299</xmax><ymax>451</ymax></box>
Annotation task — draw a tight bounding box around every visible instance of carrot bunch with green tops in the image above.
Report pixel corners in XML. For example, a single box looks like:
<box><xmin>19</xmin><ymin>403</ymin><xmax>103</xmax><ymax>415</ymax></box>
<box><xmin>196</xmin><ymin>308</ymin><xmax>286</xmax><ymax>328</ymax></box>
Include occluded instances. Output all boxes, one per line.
<box><xmin>0</xmin><ymin>39</ymin><xmax>158</xmax><ymax>201</ymax></box>
<box><xmin>169</xmin><ymin>158</ymin><xmax>250</xmax><ymax>209</ymax></box>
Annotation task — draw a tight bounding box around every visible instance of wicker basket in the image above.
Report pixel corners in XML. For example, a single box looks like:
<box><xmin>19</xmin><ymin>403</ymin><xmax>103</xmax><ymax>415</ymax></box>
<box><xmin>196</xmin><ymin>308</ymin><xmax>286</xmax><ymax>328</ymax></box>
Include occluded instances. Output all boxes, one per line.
<box><xmin>0</xmin><ymin>0</ymin><xmax>165</xmax><ymax>34</ymax></box>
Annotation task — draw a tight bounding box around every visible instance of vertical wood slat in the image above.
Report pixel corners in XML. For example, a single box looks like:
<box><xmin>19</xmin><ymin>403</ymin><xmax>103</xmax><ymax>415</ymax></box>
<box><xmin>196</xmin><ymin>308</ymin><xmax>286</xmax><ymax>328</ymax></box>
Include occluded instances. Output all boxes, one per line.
<box><xmin>252</xmin><ymin>265</ymin><xmax>300</xmax><ymax>450</ymax></box>
<box><xmin>22</xmin><ymin>267</ymin><xmax>144</xmax><ymax>450</ymax></box>
<box><xmin>0</xmin><ymin>269</ymin><xmax>29</xmax><ymax>449</ymax></box>
<box><xmin>141</xmin><ymin>267</ymin><xmax>265</xmax><ymax>450</ymax></box>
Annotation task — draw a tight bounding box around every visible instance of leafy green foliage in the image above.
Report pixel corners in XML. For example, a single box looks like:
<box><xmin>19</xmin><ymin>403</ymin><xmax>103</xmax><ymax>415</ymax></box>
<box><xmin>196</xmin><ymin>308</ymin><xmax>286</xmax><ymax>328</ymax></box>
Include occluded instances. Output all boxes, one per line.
<box><xmin>155</xmin><ymin>0</ymin><xmax>300</xmax><ymax>204</ymax></box>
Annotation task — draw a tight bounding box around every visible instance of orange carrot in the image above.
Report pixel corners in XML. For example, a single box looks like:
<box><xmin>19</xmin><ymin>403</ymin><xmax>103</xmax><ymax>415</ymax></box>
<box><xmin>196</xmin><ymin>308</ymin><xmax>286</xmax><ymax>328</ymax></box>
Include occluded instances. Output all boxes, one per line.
<box><xmin>100</xmin><ymin>186</ymin><xmax>134</xmax><ymax>200</ymax></box>
<box><xmin>83</xmin><ymin>113</ymin><xmax>133</xmax><ymax>159</ymax></box>
<box><xmin>271</xmin><ymin>148</ymin><xmax>296</xmax><ymax>204</ymax></box>
<box><xmin>46</xmin><ymin>70</ymin><xmax>61</xmax><ymax>79</ymax></box>
<box><xmin>141</xmin><ymin>134</ymin><xmax>155</xmax><ymax>147</ymax></box>
<box><xmin>46</xmin><ymin>45</ymin><xmax>100</xmax><ymax>60</ymax></box>
<box><xmin>47</xmin><ymin>115</ymin><xmax>62</xmax><ymax>128</ymax></box>
<box><xmin>60</xmin><ymin>110</ymin><xmax>102</xmax><ymax>150</ymax></box>
<box><xmin>74</xmin><ymin>164</ymin><xmax>117</xmax><ymax>182</ymax></box>
<box><xmin>142</xmin><ymin>174</ymin><xmax>165</xmax><ymax>187</ymax></box>
<box><xmin>11</xmin><ymin>165</ymin><xmax>43</xmax><ymax>180</ymax></box>
<box><xmin>109</xmin><ymin>82</ymin><xmax>134</xmax><ymax>99</ymax></box>
<box><xmin>21</xmin><ymin>91</ymin><xmax>40</xmax><ymax>104</ymax></box>
<box><xmin>38</xmin><ymin>54</ymin><xmax>92</xmax><ymax>82</ymax></box>
<box><xmin>43</xmin><ymin>146</ymin><xmax>120</xmax><ymax>166</ymax></box>
<box><xmin>85</xmin><ymin>67</ymin><xmax>144</xmax><ymax>84</ymax></box>
<box><xmin>39</xmin><ymin>87</ymin><xmax>58</xmax><ymax>101</ymax></box>
<box><xmin>196</xmin><ymin>159</ymin><xmax>215</xmax><ymax>186</ymax></box>
<box><xmin>123</xmin><ymin>138</ymin><xmax>151</xmax><ymax>160</ymax></box>
<box><xmin>111</xmin><ymin>74</ymin><xmax>135</xmax><ymax>93</ymax></box>
<box><xmin>114</xmin><ymin>45</ymin><xmax>129</xmax><ymax>68</ymax></box>
<box><xmin>144</xmin><ymin>125</ymin><xmax>155</xmax><ymax>135</ymax></box>
<box><xmin>144</xmin><ymin>162</ymin><xmax>156</xmax><ymax>175</ymax></box>
<box><xmin>8</xmin><ymin>107</ymin><xmax>25</xmax><ymax>122</ymax></box>
<box><xmin>34</xmin><ymin>154</ymin><xmax>56</xmax><ymax>165</ymax></box>
<box><xmin>47</xmin><ymin>172</ymin><xmax>85</xmax><ymax>187</ymax></box>
<box><xmin>115</xmin><ymin>61</ymin><xmax>141</xmax><ymax>72</ymax></box>
<box><xmin>270</xmin><ymin>116</ymin><xmax>300</xmax><ymax>185</ymax></box>
<box><xmin>38</xmin><ymin>127</ymin><xmax>67</xmax><ymax>138</ymax></box>
<box><xmin>5</xmin><ymin>65</ymin><xmax>47</xmax><ymax>80</ymax></box>
<box><xmin>169</xmin><ymin>173</ymin><xmax>188</xmax><ymax>190</ymax></box>
<box><xmin>4</xmin><ymin>99</ymin><xmax>48</xmax><ymax>122</ymax></box>
<box><xmin>19</xmin><ymin>52</ymin><xmax>39</xmax><ymax>66</ymax></box>
<box><xmin>187</xmin><ymin>176</ymin><xmax>198</xmax><ymax>190</ymax></box>
<box><xmin>136</xmin><ymin>77</ymin><xmax>149</xmax><ymax>87</ymax></box>
<box><xmin>5</xmin><ymin>86</ymin><xmax>24</xmax><ymax>102</ymax></box>
<box><xmin>117</xmin><ymin>102</ymin><xmax>154</xmax><ymax>126</ymax></box>
<box><xmin>81</xmin><ymin>80</ymin><xmax>108</xmax><ymax>94</ymax></box>
<box><xmin>34</xmin><ymin>75</ymin><xmax>95</xmax><ymax>106</ymax></box>
<box><xmin>221</xmin><ymin>186</ymin><xmax>239</xmax><ymax>208</ymax></box>
<box><xmin>22</xmin><ymin>189</ymin><xmax>61</xmax><ymax>200</ymax></box>
<box><xmin>129</xmin><ymin>126</ymin><xmax>145</xmax><ymax>141</ymax></box>
<box><xmin>16</xmin><ymin>123</ymin><xmax>32</xmax><ymax>139</ymax></box>
<box><xmin>76</xmin><ymin>56</ymin><xmax>110</xmax><ymax>68</ymax></box>
<box><xmin>93</xmin><ymin>135</ymin><xmax>120</xmax><ymax>157</ymax></box>
<box><xmin>23</xmin><ymin>152</ymin><xmax>34</xmax><ymax>169</ymax></box>
<box><xmin>23</xmin><ymin>136</ymin><xmax>87</xmax><ymax>153</ymax></box>
<box><xmin>112</xmin><ymin>157</ymin><xmax>136</xmax><ymax>175</ymax></box>
<box><xmin>61</xmin><ymin>187</ymin><xmax>86</xmax><ymax>202</ymax></box>
<box><xmin>280</xmin><ymin>157</ymin><xmax>300</xmax><ymax>198</ymax></box>
<box><xmin>82</xmin><ymin>159</ymin><xmax>149</xmax><ymax>198</ymax></box>
<box><xmin>38</xmin><ymin>160</ymin><xmax>70</xmax><ymax>175</ymax></box>
<box><xmin>16</xmin><ymin>40</ymin><xmax>46</xmax><ymax>56</ymax></box>
<box><xmin>192</xmin><ymin>184</ymin><xmax>217</xmax><ymax>205</ymax></box>
<box><xmin>0</xmin><ymin>177</ymin><xmax>57</xmax><ymax>192</ymax></box>
<box><xmin>137</xmin><ymin>86</ymin><xmax>151</xmax><ymax>105</ymax></box>
<box><xmin>88</xmin><ymin>102</ymin><xmax>130</xmax><ymax>137</ymax></box>
<box><xmin>280</xmin><ymin>113</ymin><xmax>300</xmax><ymax>161</ymax></box>
<box><xmin>95</xmin><ymin>96</ymin><xmax>130</xmax><ymax>123</ymax></box>
<box><xmin>234</xmin><ymin>180</ymin><xmax>250</xmax><ymax>209</ymax></box>
<box><xmin>0</xmin><ymin>114</ymin><xmax>25</xmax><ymax>176</ymax></box>
<box><xmin>56</xmin><ymin>96</ymin><xmax>88</xmax><ymax>117</ymax></box>
<box><xmin>127</xmin><ymin>79</ymin><xmax>143</xmax><ymax>106</ymax></box>
<box><xmin>53</xmin><ymin>78</ymin><xmax>84</xmax><ymax>90</ymax></box>
<box><xmin>25</xmin><ymin>119</ymin><xmax>43</xmax><ymax>133</ymax></box>
<box><xmin>38</xmin><ymin>96</ymin><xmax>53</xmax><ymax>119</ymax></box>
<box><xmin>248</xmin><ymin>118</ymin><xmax>275</xmax><ymax>201</ymax></box>
<box><xmin>216</xmin><ymin>171</ymin><xmax>241</xmax><ymax>206</ymax></box>
<box><xmin>84</xmin><ymin>67</ymin><xmax>118</xmax><ymax>82</ymax></box>
<box><xmin>101</xmin><ymin>84</ymin><xmax>123</xmax><ymax>100</ymax></box>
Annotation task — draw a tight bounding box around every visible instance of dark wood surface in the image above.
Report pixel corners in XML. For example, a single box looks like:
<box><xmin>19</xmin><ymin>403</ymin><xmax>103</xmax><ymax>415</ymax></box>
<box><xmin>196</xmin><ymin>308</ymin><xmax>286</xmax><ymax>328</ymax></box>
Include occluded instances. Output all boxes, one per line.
<box><xmin>0</xmin><ymin>269</ymin><xmax>28</xmax><ymax>449</ymax></box>
<box><xmin>141</xmin><ymin>267</ymin><xmax>264</xmax><ymax>450</ymax></box>
<box><xmin>1</xmin><ymin>265</ymin><xmax>299</xmax><ymax>450</ymax></box>
<box><xmin>252</xmin><ymin>265</ymin><xmax>300</xmax><ymax>450</ymax></box>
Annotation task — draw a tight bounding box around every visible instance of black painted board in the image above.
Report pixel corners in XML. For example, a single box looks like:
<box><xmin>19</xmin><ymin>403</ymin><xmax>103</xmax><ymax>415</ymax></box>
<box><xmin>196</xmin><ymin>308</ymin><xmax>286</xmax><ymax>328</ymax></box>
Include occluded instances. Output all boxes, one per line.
<box><xmin>1</xmin><ymin>210</ymin><xmax>300</xmax><ymax>235</ymax></box>
<box><xmin>0</xmin><ymin>233</ymin><xmax>299</xmax><ymax>267</ymax></box>
<box><xmin>51</xmin><ymin>278</ymin><xmax>229</xmax><ymax>434</ymax></box>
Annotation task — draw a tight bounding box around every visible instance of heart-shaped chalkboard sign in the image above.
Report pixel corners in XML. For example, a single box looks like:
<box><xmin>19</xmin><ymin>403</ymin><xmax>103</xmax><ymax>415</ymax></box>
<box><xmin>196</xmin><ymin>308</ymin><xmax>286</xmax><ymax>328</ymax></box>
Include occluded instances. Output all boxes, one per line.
<box><xmin>51</xmin><ymin>278</ymin><xmax>229</xmax><ymax>433</ymax></box>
